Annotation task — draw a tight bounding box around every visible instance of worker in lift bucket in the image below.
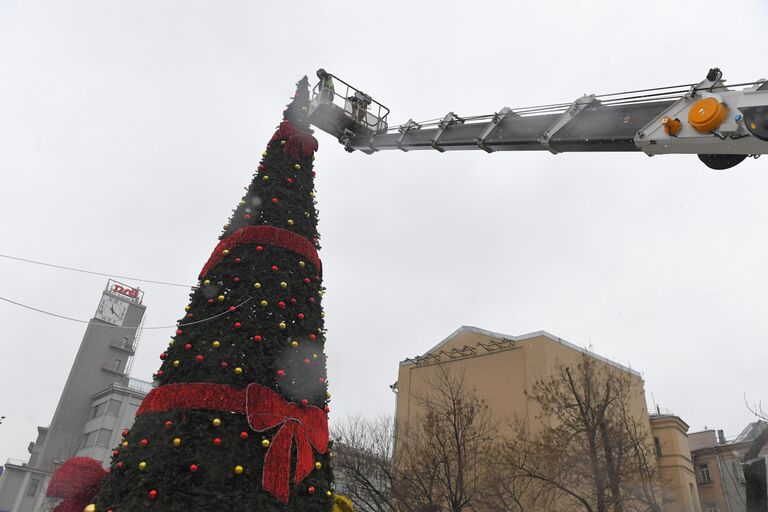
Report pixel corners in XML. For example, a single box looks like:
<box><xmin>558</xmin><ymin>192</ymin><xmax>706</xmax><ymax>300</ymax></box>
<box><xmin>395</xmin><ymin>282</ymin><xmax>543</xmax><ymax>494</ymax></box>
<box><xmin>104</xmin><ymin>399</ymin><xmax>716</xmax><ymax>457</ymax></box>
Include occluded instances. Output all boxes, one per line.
<box><xmin>317</xmin><ymin>69</ymin><xmax>335</xmax><ymax>103</ymax></box>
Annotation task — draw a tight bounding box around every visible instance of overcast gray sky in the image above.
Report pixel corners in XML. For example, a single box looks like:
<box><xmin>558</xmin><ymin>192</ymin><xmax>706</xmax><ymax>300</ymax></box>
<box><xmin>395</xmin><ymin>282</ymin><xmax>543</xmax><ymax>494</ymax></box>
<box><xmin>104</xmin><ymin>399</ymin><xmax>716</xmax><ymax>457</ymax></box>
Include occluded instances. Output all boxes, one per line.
<box><xmin>2</xmin><ymin>0</ymin><xmax>768</xmax><ymax>461</ymax></box>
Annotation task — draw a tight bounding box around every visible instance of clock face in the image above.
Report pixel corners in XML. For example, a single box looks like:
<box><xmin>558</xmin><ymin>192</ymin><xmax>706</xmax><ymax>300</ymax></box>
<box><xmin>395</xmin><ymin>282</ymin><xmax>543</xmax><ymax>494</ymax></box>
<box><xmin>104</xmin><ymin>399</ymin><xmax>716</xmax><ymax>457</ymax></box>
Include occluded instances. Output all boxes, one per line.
<box><xmin>95</xmin><ymin>294</ymin><xmax>129</xmax><ymax>326</ymax></box>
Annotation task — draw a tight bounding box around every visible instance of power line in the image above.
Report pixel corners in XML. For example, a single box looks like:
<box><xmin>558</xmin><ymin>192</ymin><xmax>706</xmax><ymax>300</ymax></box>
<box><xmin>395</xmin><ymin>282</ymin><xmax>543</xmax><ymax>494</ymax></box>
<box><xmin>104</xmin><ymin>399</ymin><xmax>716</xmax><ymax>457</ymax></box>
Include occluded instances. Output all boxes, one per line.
<box><xmin>0</xmin><ymin>295</ymin><xmax>252</xmax><ymax>330</ymax></box>
<box><xmin>0</xmin><ymin>254</ymin><xmax>195</xmax><ymax>288</ymax></box>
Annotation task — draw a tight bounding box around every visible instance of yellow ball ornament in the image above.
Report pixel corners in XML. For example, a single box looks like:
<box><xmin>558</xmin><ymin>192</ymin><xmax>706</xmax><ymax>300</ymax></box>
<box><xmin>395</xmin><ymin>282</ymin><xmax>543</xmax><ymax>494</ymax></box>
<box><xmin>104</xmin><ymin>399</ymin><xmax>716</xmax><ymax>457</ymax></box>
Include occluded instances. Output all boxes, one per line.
<box><xmin>84</xmin><ymin>505</ymin><xmax>97</xmax><ymax>512</ymax></box>
<box><xmin>291</xmin><ymin>341</ymin><xmax>298</xmax><ymax>348</ymax></box>
<box><xmin>280</xmin><ymin>140</ymin><xmax>286</xmax><ymax>145</ymax></box>
<box><xmin>262</xmin><ymin>175</ymin><xmax>269</xmax><ymax>181</ymax></box>
<box><xmin>168</xmin><ymin>340</ymin><xmax>175</xmax><ymax>347</ymax></box>
<box><xmin>234</xmin><ymin>465</ymin><xmax>244</xmax><ymax>474</ymax></box>
<box><xmin>253</xmin><ymin>282</ymin><xmax>261</xmax><ymax>289</ymax></box>
<box><xmin>280</xmin><ymin>281</ymin><xmax>287</xmax><ymax>288</ymax></box>
<box><xmin>262</xmin><ymin>151</ymin><xmax>268</xmax><ymax>157</ymax></box>
<box><xmin>212</xmin><ymin>418</ymin><xmax>222</xmax><ymax>427</ymax></box>
<box><xmin>315</xmin><ymin>461</ymin><xmax>322</xmax><ymax>470</ymax></box>
<box><xmin>173</xmin><ymin>437</ymin><xmax>182</xmax><ymax>447</ymax></box>
<box><xmin>217</xmin><ymin>295</ymin><xmax>225</xmax><ymax>302</ymax></box>
<box><xmin>326</xmin><ymin>490</ymin><xmax>333</xmax><ymax>497</ymax></box>
<box><xmin>138</xmin><ymin>461</ymin><xmax>147</xmax><ymax>471</ymax></box>
<box><xmin>287</xmin><ymin>219</ymin><xmax>294</xmax><ymax>226</ymax></box>
<box><xmin>239</xmin><ymin>200</ymin><xmax>246</xmax><ymax>206</ymax></box>
<box><xmin>173</xmin><ymin>360</ymin><xmax>180</xmax><ymax>367</ymax></box>
<box><xmin>299</xmin><ymin>261</ymin><xmax>306</xmax><ymax>268</ymax></box>
<box><xmin>212</xmin><ymin>341</ymin><xmax>220</xmax><ymax>348</ymax></box>
<box><xmin>234</xmin><ymin>367</ymin><xmax>243</xmax><ymax>375</ymax></box>
<box><xmin>260</xmin><ymin>300</ymin><xmax>268</xmax><ymax>307</ymax></box>
<box><xmin>203</xmin><ymin>279</ymin><xmax>211</xmax><ymax>286</ymax></box>
<box><xmin>321</xmin><ymin>312</ymin><xmax>326</xmax><ymax>318</ymax></box>
<box><xmin>261</xmin><ymin>439</ymin><xmax>270</xmax><ymax>448</ymax></box>
<box><xmin>222</xmin><ymin>249</ymin><xmax>230</xmax><ymax>256</ymax></box>
<box><xmin>121</xmin><ymin>441</ymin><xmax>128</xmax><ymax>448</ymax></box>
<box><xmin>279</xmin><ymin>322</ymin><xmax>286</xmax><ymax>330</ymax></box>
<box><xmin>184</xmin><ymin>305</ymin><xmax>191</xmax><ymax>312</ymax></box>
<box><xmin>294</xmin><ymin>164</ymin><xmax>301</xmax><ymax>170</ymax></box>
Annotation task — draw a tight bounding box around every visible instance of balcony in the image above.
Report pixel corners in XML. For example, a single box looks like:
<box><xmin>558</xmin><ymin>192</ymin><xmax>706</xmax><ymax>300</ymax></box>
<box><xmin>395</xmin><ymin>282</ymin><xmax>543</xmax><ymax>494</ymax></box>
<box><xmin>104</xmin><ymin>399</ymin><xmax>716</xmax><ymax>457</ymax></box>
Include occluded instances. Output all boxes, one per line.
<box><xmin>101</xmin><ymin>361</ymin><xmax>126</xmax><ymax>376</ymax></box>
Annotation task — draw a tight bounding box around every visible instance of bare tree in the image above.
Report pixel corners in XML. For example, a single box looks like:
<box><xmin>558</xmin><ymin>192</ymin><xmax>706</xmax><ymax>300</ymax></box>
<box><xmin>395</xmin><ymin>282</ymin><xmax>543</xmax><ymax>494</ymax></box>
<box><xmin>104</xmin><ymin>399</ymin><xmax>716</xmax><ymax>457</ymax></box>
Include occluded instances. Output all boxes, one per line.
<box><xmin>332</xmin><ymin>415</ymin><xmax>397</xmax><ymax>512</ymax></box>
<box><xmin>501</xmin><ymin>353</ymin><xmax>661</xmax><ymax>512</ymax></box>
<box><xmin>395</xmin><ymin>365</ymin><xmax>501</xmax><ymax>512</ymax></box>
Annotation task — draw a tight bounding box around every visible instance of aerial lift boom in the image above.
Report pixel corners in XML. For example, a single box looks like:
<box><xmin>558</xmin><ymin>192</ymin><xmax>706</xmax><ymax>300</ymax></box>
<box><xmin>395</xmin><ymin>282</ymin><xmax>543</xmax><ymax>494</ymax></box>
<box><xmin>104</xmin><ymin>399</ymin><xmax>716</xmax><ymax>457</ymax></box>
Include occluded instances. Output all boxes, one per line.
<box><xmin>306</xmin><ymin>68</ymin><xmax>768</xmax><ymax>169</ymax></box>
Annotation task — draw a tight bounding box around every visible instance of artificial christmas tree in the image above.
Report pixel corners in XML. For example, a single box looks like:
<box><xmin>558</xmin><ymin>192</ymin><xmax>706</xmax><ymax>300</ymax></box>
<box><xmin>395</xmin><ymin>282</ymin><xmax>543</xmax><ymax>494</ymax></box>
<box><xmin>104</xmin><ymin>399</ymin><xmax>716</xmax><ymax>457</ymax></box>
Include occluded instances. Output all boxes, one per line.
<box><xmin>89</xmin><ymin>77</ymin><xmax>334</xmax><ymax>511</ymax></box>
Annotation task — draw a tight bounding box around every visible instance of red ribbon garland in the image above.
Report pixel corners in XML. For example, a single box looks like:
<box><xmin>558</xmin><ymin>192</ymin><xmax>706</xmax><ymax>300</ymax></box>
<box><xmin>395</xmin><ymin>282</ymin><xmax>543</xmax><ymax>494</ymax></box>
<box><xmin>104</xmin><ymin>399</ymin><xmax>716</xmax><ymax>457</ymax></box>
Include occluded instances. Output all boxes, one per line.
<box><xmin>200</xmin><ymin>225</ymin><xmax>321</xmax><ymax>279</ymax></box>
<box><xmin>270</xmin><ymin>120</ymin><xmax>319</xmax><ymax>160</ymax></box>
<box><xmin>137</xmin><ymin>383</ymin><xmax>328</xmax><ymax>504</ymax></box>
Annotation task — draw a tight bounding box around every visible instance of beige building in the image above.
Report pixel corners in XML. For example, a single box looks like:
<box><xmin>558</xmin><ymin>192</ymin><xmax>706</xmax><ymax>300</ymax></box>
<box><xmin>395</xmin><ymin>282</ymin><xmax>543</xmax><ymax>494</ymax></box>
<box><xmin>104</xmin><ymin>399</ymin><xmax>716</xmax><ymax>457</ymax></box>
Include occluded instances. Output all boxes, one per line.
<box><xmin>394</xmin><ymin>325</ymin><xmax>700</xmax><ymax>512</ymax></box>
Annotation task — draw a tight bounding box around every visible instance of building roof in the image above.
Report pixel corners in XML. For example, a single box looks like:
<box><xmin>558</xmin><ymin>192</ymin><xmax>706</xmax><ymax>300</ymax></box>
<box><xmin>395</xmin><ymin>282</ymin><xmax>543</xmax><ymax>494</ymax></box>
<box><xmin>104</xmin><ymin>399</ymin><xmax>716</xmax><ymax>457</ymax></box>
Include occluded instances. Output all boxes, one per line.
<box><xmin>402</xmin><ymin>325</ymin><xmax>640</xmax><ymax>377</ymax></box>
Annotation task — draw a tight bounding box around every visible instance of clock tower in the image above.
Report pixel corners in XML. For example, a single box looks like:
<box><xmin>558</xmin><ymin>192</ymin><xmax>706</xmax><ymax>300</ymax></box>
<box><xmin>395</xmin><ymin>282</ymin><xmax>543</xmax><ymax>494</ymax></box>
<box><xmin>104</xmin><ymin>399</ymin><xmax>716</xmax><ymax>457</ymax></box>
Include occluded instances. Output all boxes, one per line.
<box><xmin>26</xmin><ymin>280</ymin><xmax>147</xmax><ymax>472</ymax></box>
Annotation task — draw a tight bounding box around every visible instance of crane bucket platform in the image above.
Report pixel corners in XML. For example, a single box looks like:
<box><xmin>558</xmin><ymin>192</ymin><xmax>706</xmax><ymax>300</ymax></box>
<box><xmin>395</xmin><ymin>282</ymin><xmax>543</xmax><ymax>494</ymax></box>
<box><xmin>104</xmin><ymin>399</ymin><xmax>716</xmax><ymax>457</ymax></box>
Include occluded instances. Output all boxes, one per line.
<box><xmin>306</xmin><ymin>68</ymin><xmax>768</xmax><ymax>169</ymax></box>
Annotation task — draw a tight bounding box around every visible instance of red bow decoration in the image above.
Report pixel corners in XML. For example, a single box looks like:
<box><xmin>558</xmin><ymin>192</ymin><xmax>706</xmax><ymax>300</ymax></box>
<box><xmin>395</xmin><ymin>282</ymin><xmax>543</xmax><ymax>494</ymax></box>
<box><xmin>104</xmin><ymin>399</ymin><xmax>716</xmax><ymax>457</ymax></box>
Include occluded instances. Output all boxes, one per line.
<box><xmin>136</xmin><ymin>382</ymin><xmax>328</xmax><ymax>504</ymax></box>
<box><xmin>246</xmin><ymin>384</ymin><xmax>329</xmax><ymax>503</ymax></box>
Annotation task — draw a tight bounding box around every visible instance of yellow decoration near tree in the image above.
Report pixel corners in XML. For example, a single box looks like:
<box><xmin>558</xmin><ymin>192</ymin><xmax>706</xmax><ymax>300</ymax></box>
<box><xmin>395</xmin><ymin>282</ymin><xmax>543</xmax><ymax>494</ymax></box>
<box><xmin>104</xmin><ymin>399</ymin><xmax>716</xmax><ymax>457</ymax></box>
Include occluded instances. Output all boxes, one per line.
<box><xmin>254</xmin><ymin>282</ymin><xmax>262</xmax><ymax>289</ymax></box>
<box><xmin>234</xmin><ymin>465</ymin><xmax>244</xmax><ymax>474</ymax></box>
<box><xmin>279</xmin><ymin>322</ymin><xmax>286</xmax><ymax>330</ymax></box>
<box><xmin>294</xmin><ymin>164</ymin><xmax>301</xmax><ymax>170</ymax></box>
<box><xmin>173</xmin><ymin>437</ymin><xmax>182</xmax><ymax>447</ymax></box>
<box><xmin>333</xmin><ymin>494</ymin><xmax>355</xmax><ymax>512</ymax></box>
<box><xmin>261</xmin><ymin>439</ymin><xmax>270</xmax><ymax>448</ymax></box>
<box><xmin>212</xmin><ymin>418</ymin><xmax>222</xmax><ymax>427</ymax></box>
<box><xmin>84</xmin><ymin>505</ymin><xmax>97</xmax><ymax>512</ymax></box>
<box><xmin>212</xmin><ymin>341</ymin><xmax>220</xmax><ymax>348</ymax></box>
<box><xmin>203</xmin><ymin>279</ymin><xmax>211</xmax><ymax>286</ymax></box>
<box><xmin>234</xmin><ymin>367</ymin><xmax>243</xmax><ymax>375</ymax></box>
<box><xmin>299</xmin><ymin>261</ymin><xmax>305</xmax><ymax>268</ymax></box>
<box><xmin>138</xmin><ymin>461</ymin><xmax>147</xmax><ymax>471</ymax></box>
<box><xmin>217</xmin><ymin>295</ymin><xmax>225</xmax><ymax>302</ymax></box>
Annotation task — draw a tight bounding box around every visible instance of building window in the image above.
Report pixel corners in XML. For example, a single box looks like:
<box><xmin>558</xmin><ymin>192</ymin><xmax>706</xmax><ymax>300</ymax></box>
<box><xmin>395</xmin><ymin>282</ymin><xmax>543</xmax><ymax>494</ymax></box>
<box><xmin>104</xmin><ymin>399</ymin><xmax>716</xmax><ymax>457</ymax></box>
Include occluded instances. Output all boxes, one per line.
<box><xmin>91</xmin><ymin>401</ymin><xmax>108</xmax><ymax>418</ymax></box>
<box><xmin>654</xmin><ymin>436</ymin><xmax>662</xmax><ymax>457</ymax></box>
<box><xmin>699</xmin><ymin>463</ymin><xmax>712</xmax><ymax>483</ymax></box>
<box><xmin>96</xmin><ymin>428</ymin><xmax>113</xmax><ymax>447</ymax></box>
<box><xmin>113</xmin><ymin>359</ymin><xmax>121</xmax><ymax>371</ymax></box>
<box><xmin>106</xmin><ymin>399</ymin><xmax>122</xmax><ymax>416</ymax></box>
<box><xmin>80</xmin><ymin>430</ymin><xmax>97</xmax><ymax>449</ymax></box>
<box><xmin>26</xmin><ymin>478</ymin><xmax>40</xmax><ymax>497</ymax></box>
<box><xmin>732</xmin><ymin>461</ymin><xmax>745</xmax><ymax>483</ymax></box>
<box><xmin>706</xmin><ymin>504</ymin><xmax>718</xmax><ymax>512</ymax></box>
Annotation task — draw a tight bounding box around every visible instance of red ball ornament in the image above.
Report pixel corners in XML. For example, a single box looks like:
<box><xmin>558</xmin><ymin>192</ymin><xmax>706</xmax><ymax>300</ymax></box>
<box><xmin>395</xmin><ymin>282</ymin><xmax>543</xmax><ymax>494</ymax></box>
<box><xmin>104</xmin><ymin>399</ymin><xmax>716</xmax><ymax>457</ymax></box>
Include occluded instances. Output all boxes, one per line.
<box><xmin>220</xmin><ymin>361</ymin><xmax>229</xmax><ymax>368</ymax></box>
<box><xmin>159</xmin><ymin>352</ymin><xmax>167</xmax><ymax>360</ymax></box>
<box><xmin>184</xmin><ymin>343</ymin><xmax>192</xmax><ymax>350</ymax></box>
<box><xmin>256</xmin><ymin>245</ymin><xmax>264</xmax><ymax>252</ymax></box>
<box><xmin>287</xmin><ymin>178</ymin><xmax>293</xmax><ymax>184</ymax></box>
<box><xmin>319</xmin><ymin>377</ymin><xmax>326</xmax><ymax>383</ymax></box>
<box><xmin>233</xmin><ymin>277</ymin><xmax>240</xmax><ymax>283</ymax></box>
<box><xmin>278</xmin><ymin>301</ymin><xmax>286</xmax><ymax>309</ymax></box>
<box><xmin>148</xmin><ymin>490</ymin><xmax>158</xmax><ymax>499</ymax></box>
<box><xmin>156</xmin><ymin>370</ymin><xmax>164</xmax><ymax>377</ymax></box>
<box><xmin>277</xmin><ymin>369</ymin><xmax>286</xmax><ymax>377</ymax></box>
<box><xmin>258</xmin><ymin>164</ymin><xmax>265</xmax><ymax>171</ymax></box>
<box><xmin>253</xmin><ymin>335</ymin><xmax>262</xmax><ymax>342</ymax></box>
<box><xmin>234</xmin><ymin>322</ymin><xmax>242</xmax><ymax>329</ymax></box>
<box><xmin>301</xmin><ymin>399</ymin><xmax>309</xmax><ymax>407</ymax></box>
<box><xmin>271</xmin><ymin>265</ymin><xmax>279</xmax><ymax>271</ymax></box>
<box><xmin>189</xmin><ymin>464</ymin><xmax>199</xmax><ymax>473</ymax></box>
<box><xmin>112</xmin><ymin>450</ymin><xmax>120</xmax><ymax>457</ymax></box>
<box><xmin>176</xmin><ymin>329</ymin><xmax>183</xmax><ymax>335</ymax></box>
<box><xmin>122</xmin><ymin>429</ymin><xmax>130</xmax><ymax>437</ymax></box>
<box><xmin>303</xmin><ymin>278</ymin><xmax>311</xmax><ymax>284</ymax></box>
<box><xmin>187</xmin><ymin>313</ymin><xmax>193</xmax><ymax>319</ymax></box>
<box><xmin>213</xmin><ymin>438</ymin><xmax>222</xmax><ymax>446</ymax></box>
<box><xmin>290</xmin><ymin>298</ymin><xmax>297</xmax><ymax>305</ymax></box>
<box><xmin>311</xmin><ymin>171</ymin><xmax>316</xmax><ymax>177</ymax></box>
<box><xmin>244</xmin><ymin>213</ymin><xmax>251</xmax><ymax>219</ymax></box>
<box><xmin>309</xmin><ymin>297</ymin><xmax>315</xmax><ymax>303</ymax></box>
<box><xmin>309</xmin><ymin>334</ymin><xmax>317</xmax><ymax>341</ymax></box>
<box><xmin>235</xmin><ymin>257</ymin><xmax>241</xmax><ymax>264</ymax></box>
<box><xmin>196</xmin><ymin>355</ymin><xmax>204</xmax><ymax>362</ymax></box>
<box><xmin>164</xmin><ymin>421</ymin><xmax>173</xmax><ymax>430</ymax></box>
<box><xmin>303</xmin><ymin>358</ymin><xmax>311</xmax><ymax>366</ymax></box>
<box><xmin>323</xmin><ymin>405</ymin><xmax>330</xmax><ymax>413</ymax></box>
<box><xmin>140</xmin><ymin>439</ymin><xmax>149</xmax><ymax>447</ymax></box>
<box><xmin>207</xmin><ymin>298</ymin><xmax>215</xmax><ymax>304</ymax></box>
<box><xmin>228</xmin><ymin>306</ymin><xmax>236</xmax><ymax>312</ymax></box>
<box><xmin>240</xmin><ymin>431</ymin><xmax>249</xmax><ymax>440</ymax></box>
<box><xmin>116</xmin><ymin>462</ymin><xmax>123</xmax><ymax>469</ymax></box>
<box><xmin>308</xmin><ymin>485</ymin><xmax>316</xmax><ymax>494</ymax></box>
<box><xmin>271</xmin><ymin>197</ymin><xmax>279</xmax><ymax>204</ymax></box>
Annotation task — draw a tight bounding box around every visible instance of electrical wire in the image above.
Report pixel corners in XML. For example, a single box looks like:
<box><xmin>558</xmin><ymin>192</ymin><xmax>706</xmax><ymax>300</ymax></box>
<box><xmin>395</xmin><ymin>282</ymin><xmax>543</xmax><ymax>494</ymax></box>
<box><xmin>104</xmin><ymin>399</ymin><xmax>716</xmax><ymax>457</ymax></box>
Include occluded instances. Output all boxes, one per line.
<box><xmin>0</xmin><ymin>254</ymin><xmax>195</xmax><ymax>288</ymax></box>
<box><xmin>0</xmin><ymin>295</ymin><xmax>252</xmax><ymax>330</ymax></box>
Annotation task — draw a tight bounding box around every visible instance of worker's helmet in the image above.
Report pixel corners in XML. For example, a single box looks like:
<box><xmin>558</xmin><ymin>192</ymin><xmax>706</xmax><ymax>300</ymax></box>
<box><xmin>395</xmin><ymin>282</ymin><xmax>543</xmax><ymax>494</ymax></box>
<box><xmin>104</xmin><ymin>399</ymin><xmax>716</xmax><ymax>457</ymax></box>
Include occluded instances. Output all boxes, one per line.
<box><xmin>316</xmin><ymin>68</ymin><xmax>328</xmax><ymax>79</ymax></box>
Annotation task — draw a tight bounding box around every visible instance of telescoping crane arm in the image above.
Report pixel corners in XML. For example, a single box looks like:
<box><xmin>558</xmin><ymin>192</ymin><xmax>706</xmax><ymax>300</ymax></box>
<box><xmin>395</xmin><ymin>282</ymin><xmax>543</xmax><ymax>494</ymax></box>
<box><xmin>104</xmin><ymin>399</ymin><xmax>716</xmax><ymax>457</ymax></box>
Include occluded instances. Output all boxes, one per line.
<box><xmin>306</xmin><ymin>68</ymin><xmax>768</xmax><ymax>170</ymax></box>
